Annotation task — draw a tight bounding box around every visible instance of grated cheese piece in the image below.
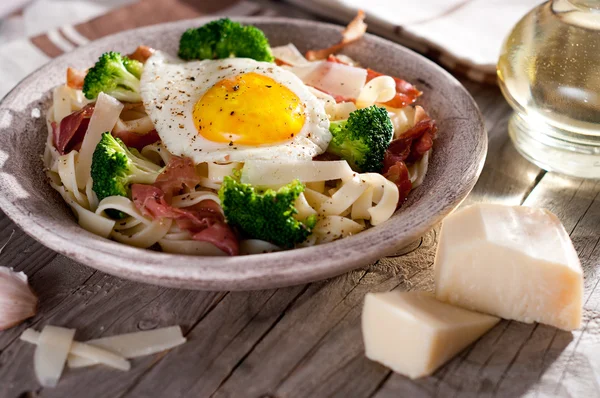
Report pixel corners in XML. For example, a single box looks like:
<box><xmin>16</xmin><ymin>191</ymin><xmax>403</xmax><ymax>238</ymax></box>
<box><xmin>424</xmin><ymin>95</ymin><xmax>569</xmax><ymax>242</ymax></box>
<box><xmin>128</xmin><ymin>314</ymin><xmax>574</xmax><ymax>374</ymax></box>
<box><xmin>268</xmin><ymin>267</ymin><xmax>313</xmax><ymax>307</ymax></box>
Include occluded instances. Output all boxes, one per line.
<box><xmin>33</xmin><ymin>326</ymin><xmax>75</xmax><ymax>387</ymax></box>
<box><xmin>68</xmin><ymin>326</ymin><xmax>186</xmax><ymax>368</ymax></box>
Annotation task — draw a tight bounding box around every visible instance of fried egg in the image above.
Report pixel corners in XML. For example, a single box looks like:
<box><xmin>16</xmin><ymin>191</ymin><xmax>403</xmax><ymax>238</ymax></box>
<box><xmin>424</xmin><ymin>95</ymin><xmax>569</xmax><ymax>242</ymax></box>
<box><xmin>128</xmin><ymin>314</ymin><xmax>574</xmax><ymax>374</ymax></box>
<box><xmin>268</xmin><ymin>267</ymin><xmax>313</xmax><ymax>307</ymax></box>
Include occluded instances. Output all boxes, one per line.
<box><xmin>140</xmin><ymin>51</ymin><xmax>331</xmax><ymax>163</ymax></box>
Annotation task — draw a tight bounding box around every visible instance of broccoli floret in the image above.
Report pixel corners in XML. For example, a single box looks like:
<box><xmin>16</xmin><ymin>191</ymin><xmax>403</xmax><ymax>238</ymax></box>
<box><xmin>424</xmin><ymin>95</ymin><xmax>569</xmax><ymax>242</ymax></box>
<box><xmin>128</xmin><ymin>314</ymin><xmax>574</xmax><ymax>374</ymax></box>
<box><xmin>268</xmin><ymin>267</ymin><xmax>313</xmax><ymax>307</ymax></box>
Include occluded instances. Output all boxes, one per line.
<box><xmin>327</xmin><ymin>106</ymin><xmax>394</xmax><ymax>173</ymax></box>
<box><xmin>178</xmin><ymin>18</ymin><xmax>274</xmax><ymax>62</ymax></box>
<box><xmin>91</xmin><ymin>132</ymin><xmax>162</xmax><ymax>217</ymax></box>
<box><xmin>218</xmin><ymin>177</ymin><xmax>316</xmax><ymax>248</ymax></box>
<box><xmin>83</xmin><ymin>52</ymin><xmax>143</xmax><ymax>102</ymax></box>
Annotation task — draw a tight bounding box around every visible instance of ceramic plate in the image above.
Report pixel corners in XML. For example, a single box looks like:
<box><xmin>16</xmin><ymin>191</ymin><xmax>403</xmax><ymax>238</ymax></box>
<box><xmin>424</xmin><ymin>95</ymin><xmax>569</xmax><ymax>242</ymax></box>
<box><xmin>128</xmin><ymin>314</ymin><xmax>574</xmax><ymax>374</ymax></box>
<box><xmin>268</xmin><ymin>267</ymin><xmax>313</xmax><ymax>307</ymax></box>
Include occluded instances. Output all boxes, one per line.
<box><xmin>0</xmin><ymin>17</ymin><xmax>486</xmax><ymax>290</ymax></box>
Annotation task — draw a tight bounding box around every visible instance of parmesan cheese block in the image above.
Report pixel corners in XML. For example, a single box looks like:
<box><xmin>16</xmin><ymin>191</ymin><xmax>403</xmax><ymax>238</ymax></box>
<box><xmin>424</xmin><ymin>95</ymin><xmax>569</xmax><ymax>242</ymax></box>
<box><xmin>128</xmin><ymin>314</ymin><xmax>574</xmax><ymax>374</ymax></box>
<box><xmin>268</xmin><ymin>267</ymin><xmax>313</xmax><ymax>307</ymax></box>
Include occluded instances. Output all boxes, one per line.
<box><xmin>434</xmin><ymin>204</ymin><xmax>583</xmax><ymax>331</ymax></box>
<box><xmin>362</xmin><ymin>291</ymin><xmax>499</xmax><ymax>379</ymax></box>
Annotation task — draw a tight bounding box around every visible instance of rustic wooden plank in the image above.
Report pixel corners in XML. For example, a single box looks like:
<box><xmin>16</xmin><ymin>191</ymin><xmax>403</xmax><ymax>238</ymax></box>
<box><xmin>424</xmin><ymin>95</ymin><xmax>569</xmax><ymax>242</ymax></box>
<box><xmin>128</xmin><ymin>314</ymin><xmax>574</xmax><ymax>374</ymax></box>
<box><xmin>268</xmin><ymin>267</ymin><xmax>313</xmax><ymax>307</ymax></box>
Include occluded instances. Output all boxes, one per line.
<box><xmin>207</xmin><ymin>246</ymin><xmax>431</xmax><ymax>397</ymax></box>
<box><xmin>121</xmin><ymin>286</ymin><xmax>306</xmax><ymax>397</ymax></box>
<box><xmin>0</xmin><ymin>254</ymin><xmax>226</xmax><ymax>398</ymax></box>
<box><xmin>2</xmin><ymin>2</ymin><xmax>595</xmax><ymax>398</ymax></box>
<box><xmin>0</xmin><ymin>210</ymin><xmax>58</xmax><ymax>281</ymax></box>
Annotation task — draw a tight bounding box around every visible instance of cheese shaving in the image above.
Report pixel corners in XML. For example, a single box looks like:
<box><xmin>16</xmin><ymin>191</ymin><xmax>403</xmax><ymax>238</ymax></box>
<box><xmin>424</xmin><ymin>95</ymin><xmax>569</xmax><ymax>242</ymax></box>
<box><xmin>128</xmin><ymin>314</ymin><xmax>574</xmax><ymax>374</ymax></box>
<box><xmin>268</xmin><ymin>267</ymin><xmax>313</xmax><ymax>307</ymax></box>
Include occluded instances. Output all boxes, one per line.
<box><xmin>20</xmin><ymin>325</ymin><xmax>186</xmax><ymax>387</ymax></box>
<box><xmin>22</xmin><ymin>328</ymin><xmax>130</xmax><ymax>371</ymax></box>
<box><xmin>32</xmin><ymin>326</ymin><xmax>75</xmax><ymax>387</ymax></box>
<box><xmin>67</xmin><ymin>326</ymin><xmax>186</xmax><ymax>368</ymax></box>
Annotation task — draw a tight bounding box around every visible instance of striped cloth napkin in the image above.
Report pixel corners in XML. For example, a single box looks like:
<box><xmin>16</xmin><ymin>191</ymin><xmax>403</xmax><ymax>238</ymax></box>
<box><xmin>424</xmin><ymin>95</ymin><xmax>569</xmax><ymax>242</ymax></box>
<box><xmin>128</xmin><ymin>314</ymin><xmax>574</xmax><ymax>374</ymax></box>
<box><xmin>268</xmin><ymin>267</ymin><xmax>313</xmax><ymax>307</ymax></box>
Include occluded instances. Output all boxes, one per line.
<box><xmin>0</xmin><ymin>0</ymin><xmax>278</xmax><ymax>99</ymax></box>
<box><xmin>285</xmin><ymin>0</ymin><xmax>543</xmax><ymax>84</ymax></box>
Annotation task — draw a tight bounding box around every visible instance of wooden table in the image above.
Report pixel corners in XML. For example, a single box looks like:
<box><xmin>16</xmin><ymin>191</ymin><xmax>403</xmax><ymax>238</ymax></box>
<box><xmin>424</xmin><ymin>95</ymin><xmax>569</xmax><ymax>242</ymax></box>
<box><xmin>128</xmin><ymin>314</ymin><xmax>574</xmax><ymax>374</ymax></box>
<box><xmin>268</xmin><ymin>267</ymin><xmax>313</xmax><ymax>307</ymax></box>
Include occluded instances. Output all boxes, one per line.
<box><xmin>1</xmin><ymin>1</ymin><xmax>599</xmax><ymax>397</ymax></box>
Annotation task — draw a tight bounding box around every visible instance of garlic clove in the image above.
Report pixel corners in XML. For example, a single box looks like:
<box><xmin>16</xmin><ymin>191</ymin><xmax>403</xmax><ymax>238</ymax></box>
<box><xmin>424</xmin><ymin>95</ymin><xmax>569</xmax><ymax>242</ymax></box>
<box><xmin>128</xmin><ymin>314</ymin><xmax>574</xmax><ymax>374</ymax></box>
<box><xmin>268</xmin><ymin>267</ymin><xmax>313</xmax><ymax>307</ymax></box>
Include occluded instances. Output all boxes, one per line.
<box><xmin>0</xmin><ymin>267</ymin><xmax>38</xmax><ymax>331</ymax></box>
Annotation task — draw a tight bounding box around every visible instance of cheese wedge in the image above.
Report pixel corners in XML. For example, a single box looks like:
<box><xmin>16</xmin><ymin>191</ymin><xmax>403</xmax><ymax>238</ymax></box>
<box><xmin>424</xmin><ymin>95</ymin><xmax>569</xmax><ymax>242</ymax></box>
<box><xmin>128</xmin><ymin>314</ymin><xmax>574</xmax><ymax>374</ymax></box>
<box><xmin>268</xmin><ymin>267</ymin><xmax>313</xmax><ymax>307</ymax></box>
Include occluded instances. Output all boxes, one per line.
<box><xmin>435</xmin><ymin>204</ymin><xmax>583</xmax><ymax>331</ymax></box>
<box><xmin>362</xmin><ymin>291</ymin><xmax>499</xmax><ymax>379</ymax></box>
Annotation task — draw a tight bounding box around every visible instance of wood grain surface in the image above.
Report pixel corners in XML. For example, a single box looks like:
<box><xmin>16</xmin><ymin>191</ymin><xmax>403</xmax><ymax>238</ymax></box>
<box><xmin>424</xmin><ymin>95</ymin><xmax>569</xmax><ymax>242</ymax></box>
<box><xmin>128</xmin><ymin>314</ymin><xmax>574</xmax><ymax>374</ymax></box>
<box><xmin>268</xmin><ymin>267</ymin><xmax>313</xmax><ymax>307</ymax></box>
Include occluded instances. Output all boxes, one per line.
<box><xmin>1</xmin><ymin>1</ymin><xmax>599</xmax><ymax>397</ymax></box>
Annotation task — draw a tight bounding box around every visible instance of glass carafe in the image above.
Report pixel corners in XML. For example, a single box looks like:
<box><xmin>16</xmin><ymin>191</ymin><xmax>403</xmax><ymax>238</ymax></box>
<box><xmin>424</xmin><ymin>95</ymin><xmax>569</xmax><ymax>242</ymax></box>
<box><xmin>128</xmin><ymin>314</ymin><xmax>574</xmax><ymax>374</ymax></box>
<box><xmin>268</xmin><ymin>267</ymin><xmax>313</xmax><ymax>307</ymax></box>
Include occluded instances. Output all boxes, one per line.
<box><xmin>497</xmin><ymin>0</ymin><xmax>600</xmax><ymax>179</ymax></box>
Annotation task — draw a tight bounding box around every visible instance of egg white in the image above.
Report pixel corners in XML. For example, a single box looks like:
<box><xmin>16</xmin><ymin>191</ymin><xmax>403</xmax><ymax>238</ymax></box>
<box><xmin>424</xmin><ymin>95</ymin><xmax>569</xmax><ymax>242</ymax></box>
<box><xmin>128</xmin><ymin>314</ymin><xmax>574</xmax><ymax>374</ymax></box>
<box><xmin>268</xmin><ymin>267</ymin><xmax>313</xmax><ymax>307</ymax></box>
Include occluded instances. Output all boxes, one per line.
<box><xmin>140</xmin><ymin>51</ymin><xmax>331</xmax><ymax>164</ymax></box>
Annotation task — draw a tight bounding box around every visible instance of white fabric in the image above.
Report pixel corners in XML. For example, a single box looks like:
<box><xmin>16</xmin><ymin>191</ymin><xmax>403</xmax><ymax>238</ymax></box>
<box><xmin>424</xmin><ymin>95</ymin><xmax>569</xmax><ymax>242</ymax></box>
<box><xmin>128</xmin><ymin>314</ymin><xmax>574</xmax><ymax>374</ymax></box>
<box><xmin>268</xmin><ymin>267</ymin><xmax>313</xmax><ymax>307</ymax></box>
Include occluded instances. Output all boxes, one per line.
<box><xmin>0</xmin><ymin>38</ymin><xmax>50</xmax><ymax>99</ymax></box>
<box><xmin>287</xmin><ymin>0</ymin><xmax>542</xmax><ymax>73</ymax></box>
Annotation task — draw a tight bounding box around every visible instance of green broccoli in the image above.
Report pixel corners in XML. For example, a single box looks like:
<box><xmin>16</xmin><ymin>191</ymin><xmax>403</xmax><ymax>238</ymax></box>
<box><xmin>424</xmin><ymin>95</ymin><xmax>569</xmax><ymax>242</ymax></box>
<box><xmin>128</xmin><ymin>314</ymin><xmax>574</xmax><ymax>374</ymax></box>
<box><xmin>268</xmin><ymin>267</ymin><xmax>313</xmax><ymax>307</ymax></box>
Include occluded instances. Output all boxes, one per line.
<box><xmin>218</xmin><ymin>176</ymin><xmax>316</xmax><ymax>248</ymax></box>
<box><xmin>327</xmin><ymin>106</ymin><xmax>394</xmax><ymax>173</ymax></box>
<box><xmin>178</xmin><ymin>18</ymin><xmax>274</xmax><ymax>62</ymax></box>
<box><xmin>91</xmin><ymin>132</ymin><xmax>162</xmax><ymax>217</ymax></box>
<box><xmin>83</xmin><ymin>51</ymin><xmax>143</xmax><ymax>102</ymax></box>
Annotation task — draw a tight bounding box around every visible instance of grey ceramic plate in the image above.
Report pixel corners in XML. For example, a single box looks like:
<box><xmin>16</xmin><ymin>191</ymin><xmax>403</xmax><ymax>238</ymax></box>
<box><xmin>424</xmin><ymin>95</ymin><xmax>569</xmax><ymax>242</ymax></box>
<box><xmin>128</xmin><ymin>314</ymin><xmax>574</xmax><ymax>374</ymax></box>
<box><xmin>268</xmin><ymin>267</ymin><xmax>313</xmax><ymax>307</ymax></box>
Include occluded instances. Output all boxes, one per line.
<box><xmin>0</xmin><ymin>17</ymin><xmax>486</xmax><ymax>291</ymax></box>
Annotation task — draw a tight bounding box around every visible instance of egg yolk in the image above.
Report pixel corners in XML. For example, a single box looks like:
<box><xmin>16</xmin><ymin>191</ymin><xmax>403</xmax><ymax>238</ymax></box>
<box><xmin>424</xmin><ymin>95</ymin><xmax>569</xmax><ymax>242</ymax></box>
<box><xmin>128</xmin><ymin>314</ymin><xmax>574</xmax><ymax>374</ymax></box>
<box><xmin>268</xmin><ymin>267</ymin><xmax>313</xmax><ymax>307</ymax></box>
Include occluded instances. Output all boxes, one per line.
<box><xmin>192</xmin><ymin>72</ymin><xmax>306</xmax><ymax>145</ymax></box>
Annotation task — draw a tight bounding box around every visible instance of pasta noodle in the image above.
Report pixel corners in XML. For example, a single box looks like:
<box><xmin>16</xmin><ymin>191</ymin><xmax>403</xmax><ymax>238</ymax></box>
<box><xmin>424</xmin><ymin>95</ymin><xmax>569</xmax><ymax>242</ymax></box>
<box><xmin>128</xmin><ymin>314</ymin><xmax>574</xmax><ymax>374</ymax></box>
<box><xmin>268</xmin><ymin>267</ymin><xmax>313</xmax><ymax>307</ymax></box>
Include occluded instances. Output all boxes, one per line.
<box><xmin>158</xmin><ymin>239</ymin><xmax>226</xmax><ymax>256</ymax></box>
<box><xmin>111</xmin><ymin>218</ymin><xmax>172</xmax><ymax>249</ymax></box>
<box><xmin>241</xmin><ymin>160</ymin><xmax>354</xmax><ymax>186</ymax></box>
<box><xmin>49</xmin><ymin>181</ymin><xmax>115</xmax><ymax>238</ymax></box>
<box><xmin>308</xmin><ymin>87</ymin><xmax>357</xmax><ymax>121</ymax></box>
<box><xmin>294</xmin><ymin>193</ymin><xmax>318</xmax><ymax>220</ymax></box>
<box><xmin>408</xmin><ymin>150</ymin><xmax>430</xmax><ymax>188</ymax></box>
<box><xmin>57</xmin><ymin>151</ymin><xmax>89</xmax><ymax>209</ymax></box>
<box><xmin>312</xmin><ymin>216</ymin><xmax>365</xmax><ymax>244</ymax></box>
<box><xmin>52</xmin><ymin>85</ymin><xmax>72</xmax><ymax>123</ymax></box>
<box><xmin>355</xmin><ymin>75</ymin><xmax>396</xmax><ymax>109</ymax></box>
<box><xmin>239</xmin><ymin>240</ymin><xmax>281</xmax><ymax>255</ymax></box>
<box><xmin>318</xmin><ymin>175</ymin><xmax>368</xmax><ymax>216</ymax></box>
<box><xmin>113</xmin><ymin>115</ymin><xmax>154</xmax><ymax>134</ymax></box>
<box><xmin>207</xmin><ymin>162</ymin><xmax>242</xmax><ymax>183</ymax></box>
<box><xmin>141</xmin><ymin>143</ymin><xmax>171</xmax><ymax>165</ymax></box>
<box><xmin>171</xmin><ymin>191</ymin><xmax>221</xmax><ymax>208</ymax></box>
<box><xmin>42</xmin><ymin>45</ymin><xmax>435</xmax><ymax>255</ymax></box>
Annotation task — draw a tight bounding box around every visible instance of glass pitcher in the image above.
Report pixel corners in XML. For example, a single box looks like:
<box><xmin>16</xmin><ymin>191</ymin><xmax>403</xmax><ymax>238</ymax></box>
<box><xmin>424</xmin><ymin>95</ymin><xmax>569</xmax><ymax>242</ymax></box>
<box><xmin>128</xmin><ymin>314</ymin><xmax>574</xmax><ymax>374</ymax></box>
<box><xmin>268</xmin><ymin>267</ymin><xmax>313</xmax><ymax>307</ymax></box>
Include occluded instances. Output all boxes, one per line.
<box><xmin>497</xmin><ymin>0</ymin><xmax>600</xmax><ymax>179</ymax></box>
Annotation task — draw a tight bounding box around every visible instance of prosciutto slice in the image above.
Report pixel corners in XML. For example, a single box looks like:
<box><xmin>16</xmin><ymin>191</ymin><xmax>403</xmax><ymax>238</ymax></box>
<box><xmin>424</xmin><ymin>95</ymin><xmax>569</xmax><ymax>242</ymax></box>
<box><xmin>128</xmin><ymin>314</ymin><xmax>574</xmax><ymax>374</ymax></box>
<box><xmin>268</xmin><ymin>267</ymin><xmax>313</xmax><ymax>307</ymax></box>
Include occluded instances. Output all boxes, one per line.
<box><xmin>66</xmin><ymin>67</ymin><xmax>87</xmax><ymax>90</ymax></box>
<box><xmin>112</xmin><ymin>129</ymin><xmax>160</xmax><ymax>151</ymax></box>
<box><xmin>383</xmin><ymin>119</ymin><xmax>438</xmax><ymax>172</ymax></box>
<box><xmin>52</xmin><ymin>104</ymin><xmax>95</xmax><ymax>155</ymax></box>
<box><xmin>127</xmin><ymin>45</ymin><xmax>155</xmax><ymax>63</ymax></box>
<box><xmin>305</xmin><ymin>10</ymin><xmax>367</xmax><ymax>61</ymax></box>
<box><xmin>154</xmin><ymin>156</ymin><xmax>201</xmax><ymax>200</ymax></box>
<box><xmin>382</xmin><ymin>119</ymin><xmax>437</xmax><ymax>207</ymax></box>
<box><xmin>131</xmin><ymin>184</ymin><xmax>239</xmax><ymax>256</ymax></box>
<box><xmin>383</xmin><ymin>161</ymin><xmax>412</xmax><ymax>207</ymax></box>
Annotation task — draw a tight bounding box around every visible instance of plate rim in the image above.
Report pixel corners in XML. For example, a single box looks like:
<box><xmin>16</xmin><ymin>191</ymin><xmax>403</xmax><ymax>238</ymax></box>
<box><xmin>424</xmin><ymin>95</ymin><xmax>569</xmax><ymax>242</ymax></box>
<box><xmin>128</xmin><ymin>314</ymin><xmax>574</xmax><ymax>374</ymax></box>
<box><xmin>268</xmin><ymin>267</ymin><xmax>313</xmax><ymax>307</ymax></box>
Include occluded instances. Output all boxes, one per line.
<box><xmin>0</xmin><ymin>16</ymin><xmax>487</xmax><ymax>290</ymax></box>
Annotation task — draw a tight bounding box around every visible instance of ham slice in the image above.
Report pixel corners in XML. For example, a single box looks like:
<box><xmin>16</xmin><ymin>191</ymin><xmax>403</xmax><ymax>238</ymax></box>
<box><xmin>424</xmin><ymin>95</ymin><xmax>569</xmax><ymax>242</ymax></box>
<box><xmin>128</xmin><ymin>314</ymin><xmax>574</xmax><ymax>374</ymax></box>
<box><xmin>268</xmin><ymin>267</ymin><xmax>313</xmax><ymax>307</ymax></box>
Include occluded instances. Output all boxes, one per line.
<box><xmin>52</xmin><ymin>104</ymin><xmax>95</xmax><ymax>155</ymax></box>
<box><xmin>66</xmin><ymin>67</ymin><xmax>87</xmax><ymax>90</ymax></box>
<box><xmin>382</xmin><ymin>119</ymin><xmax>437</xmax><ymax>207</ymax></box>
<box><xmin>154</xmin><ymin>156</ymin><xmax>201</xmax><ymax>200</ymax></box>
<box><xmin>305</xmin><ymin>10</ymin><xmax>367</xmax><ymax>61</ymax></box>
<box><xmin>383</xmin><ymin>161</ymin><xmax>412</xmax><ymax>207</ymax></box>
<box><xmin>131</xmin><ymin>184</ymin><xmax>238</xmax><ymax>256</ymax></box>
<box><xmin>383</xmin><ymin>119</ymin><xmax>438</xmax><ymax>172</ymax></box>
<box><xmin>127</xmin><ymin>45</ymin><xmax>155</xmax><ymax>63</ymax></box>
<box><xmin>112</xmin><ymin>129</ymin><xmax>160</xmax><ymax>151</ymax></box>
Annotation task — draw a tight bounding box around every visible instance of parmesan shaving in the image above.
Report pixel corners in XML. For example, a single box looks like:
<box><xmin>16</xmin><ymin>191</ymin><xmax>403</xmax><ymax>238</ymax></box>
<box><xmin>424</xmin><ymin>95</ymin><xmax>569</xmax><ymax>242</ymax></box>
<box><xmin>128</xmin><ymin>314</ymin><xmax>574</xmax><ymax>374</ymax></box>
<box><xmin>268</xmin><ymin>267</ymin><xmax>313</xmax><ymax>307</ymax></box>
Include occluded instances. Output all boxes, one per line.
<box><xmin>242</xmin><ymin>160</ymin><xmax>354</xmax><ymax>186</ymax></box>
<box><xmin>67</xmin><ymin>326</ymin><xmax>186</xmax><ymax>368</ymax></box>
<box><xmin>32</xmin><ymin>326</ymin><xmax>75</xmax><ymax>387</ymax></box>
<box><xmin>75</xmin><ymin>93</ymin><xmax>124</xmax><ymax>189</ymax></box>
<box><xmin>20</xmin><ymin>326</ymin><xmax>186</xmax><ymax>385</ymax></box>
<box><xmin>21</xmin><ymin>328</ymin><xmax>130</xmax><ymax>371</ymax></box>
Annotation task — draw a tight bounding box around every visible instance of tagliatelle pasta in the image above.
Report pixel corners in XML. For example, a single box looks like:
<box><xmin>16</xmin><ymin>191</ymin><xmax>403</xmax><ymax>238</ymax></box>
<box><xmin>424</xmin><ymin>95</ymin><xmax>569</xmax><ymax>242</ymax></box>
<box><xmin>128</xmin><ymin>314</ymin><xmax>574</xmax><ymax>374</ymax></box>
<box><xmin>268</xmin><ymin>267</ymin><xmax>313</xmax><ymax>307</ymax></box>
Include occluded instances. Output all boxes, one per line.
<box><xmin>42</xmin><ymin>17</ymin><xmax>436</xmax><ymax>257</ymax></box>
<box><xmin>356</xmin><ymin>76</ymin><xmax>397</xmax><ymax>109</ymax></box>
